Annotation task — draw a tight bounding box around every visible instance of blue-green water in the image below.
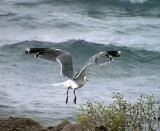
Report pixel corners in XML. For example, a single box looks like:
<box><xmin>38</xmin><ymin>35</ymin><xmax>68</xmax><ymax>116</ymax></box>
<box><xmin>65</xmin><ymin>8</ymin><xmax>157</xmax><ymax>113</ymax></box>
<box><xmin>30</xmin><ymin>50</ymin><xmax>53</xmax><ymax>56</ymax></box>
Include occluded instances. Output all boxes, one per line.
<box><xmin>0</xmin><ymin>0</ymin><xmax>160</xmax><ymax>126</ymax></box>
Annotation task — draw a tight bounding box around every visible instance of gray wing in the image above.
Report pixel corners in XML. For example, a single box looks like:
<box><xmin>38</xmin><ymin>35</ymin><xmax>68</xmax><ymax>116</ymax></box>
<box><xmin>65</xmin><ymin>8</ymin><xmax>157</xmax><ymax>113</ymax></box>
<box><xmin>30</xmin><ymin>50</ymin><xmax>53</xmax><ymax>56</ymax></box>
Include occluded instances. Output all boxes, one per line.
<box><xmin>26</xmin><ymin>48</ymin><xmax>74</xmax><ymax>78</ymax></box>
<box><xmin>73</xmin><ymin>64</ymin><xmax>88</xmax><ymax>80</ymax></box>
<box><xmin>74</xmin><ymin>51</ymin><xmax>121</xmax><ymax>80</ymax></box>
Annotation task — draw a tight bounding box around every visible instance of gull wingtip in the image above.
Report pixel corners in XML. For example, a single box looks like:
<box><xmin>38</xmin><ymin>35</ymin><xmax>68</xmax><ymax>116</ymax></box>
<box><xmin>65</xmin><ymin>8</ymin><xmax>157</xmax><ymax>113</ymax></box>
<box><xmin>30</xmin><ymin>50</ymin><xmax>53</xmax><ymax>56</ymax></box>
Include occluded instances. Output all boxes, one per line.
<box><xmin>118</xmin><ymin>51</ymin><xmax>121</xmax><ymax>54</ymax></box>
<box><xmin>25</xmin><ymin>48</ymin><xmax>30</xmax><ymax>53</ymax></box>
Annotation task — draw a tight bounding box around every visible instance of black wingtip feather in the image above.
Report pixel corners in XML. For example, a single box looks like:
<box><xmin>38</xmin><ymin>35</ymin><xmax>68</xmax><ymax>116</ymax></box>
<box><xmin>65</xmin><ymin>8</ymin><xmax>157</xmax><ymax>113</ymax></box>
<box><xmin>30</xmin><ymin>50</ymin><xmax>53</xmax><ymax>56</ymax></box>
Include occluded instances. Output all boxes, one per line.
<box><xmin>106</xmin><ymin>51</ymin><xmax>121</xmax><ymax>57</ymax></box>
<box><xmin>35</xmin><ymin>54</ymin><xmax>39</xmax><ymax>58</ymax></box>
<box><xmin>25</xmin><ymin>48</ymin><xmax>49</xmax><ymax>54</ymax></box>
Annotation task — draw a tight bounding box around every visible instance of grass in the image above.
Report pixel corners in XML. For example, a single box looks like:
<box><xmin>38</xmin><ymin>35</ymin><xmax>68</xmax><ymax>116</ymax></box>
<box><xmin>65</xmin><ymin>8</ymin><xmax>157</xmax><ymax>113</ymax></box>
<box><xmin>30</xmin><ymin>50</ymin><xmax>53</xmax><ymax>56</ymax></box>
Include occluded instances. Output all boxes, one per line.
<box><xmin>76</xmin><ymin>93</ymin><xmax>160</xmax><ymax>131</ymax></box>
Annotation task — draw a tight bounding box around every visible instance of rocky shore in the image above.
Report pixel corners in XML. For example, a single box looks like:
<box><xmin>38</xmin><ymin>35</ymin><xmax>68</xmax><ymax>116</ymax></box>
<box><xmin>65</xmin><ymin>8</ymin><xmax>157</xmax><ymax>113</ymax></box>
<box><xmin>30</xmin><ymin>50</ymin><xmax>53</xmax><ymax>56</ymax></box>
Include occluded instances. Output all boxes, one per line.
<box><xmin>0</xmin><ymin>117</ymin><xmax>85</xmax><ymax>131</ymax></box>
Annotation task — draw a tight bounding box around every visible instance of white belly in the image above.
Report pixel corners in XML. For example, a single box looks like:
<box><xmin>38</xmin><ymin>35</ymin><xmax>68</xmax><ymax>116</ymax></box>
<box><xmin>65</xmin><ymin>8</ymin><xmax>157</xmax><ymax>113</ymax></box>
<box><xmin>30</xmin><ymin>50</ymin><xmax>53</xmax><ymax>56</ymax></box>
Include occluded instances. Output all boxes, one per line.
<box><xmin>65</xmin><ymin>80</ymin><xmax>79</xmax><ymax>89</ymax></box>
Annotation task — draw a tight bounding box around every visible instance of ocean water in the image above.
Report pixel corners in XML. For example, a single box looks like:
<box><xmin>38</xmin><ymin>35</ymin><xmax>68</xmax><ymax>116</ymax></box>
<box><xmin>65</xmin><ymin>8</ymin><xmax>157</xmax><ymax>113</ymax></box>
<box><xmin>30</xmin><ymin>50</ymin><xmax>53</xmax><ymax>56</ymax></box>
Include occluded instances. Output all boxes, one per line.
<box><xmin>0</xmin><ymin>0</ymin><xmax>160</xmax><ymax>126</ymax></box>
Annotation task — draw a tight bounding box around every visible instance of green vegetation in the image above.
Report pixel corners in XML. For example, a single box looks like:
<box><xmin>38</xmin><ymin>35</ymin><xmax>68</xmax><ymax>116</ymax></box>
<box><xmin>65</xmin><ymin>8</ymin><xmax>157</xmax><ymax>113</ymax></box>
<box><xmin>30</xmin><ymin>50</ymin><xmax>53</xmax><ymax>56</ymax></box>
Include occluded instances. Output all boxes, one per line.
<box><xmin>76</xmin><ymin>93</ymin><xmax>160</xmax><ymax>131</ymax></box>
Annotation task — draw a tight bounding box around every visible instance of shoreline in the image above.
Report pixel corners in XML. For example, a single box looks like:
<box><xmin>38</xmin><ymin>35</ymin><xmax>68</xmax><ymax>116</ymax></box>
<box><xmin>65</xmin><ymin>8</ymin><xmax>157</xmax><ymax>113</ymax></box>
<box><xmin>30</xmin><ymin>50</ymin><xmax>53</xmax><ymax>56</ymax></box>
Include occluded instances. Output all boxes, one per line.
<box><xmin>0</xmin><ymin>117</ymin><xmax>85</xmax><ymax>131</ymax></box>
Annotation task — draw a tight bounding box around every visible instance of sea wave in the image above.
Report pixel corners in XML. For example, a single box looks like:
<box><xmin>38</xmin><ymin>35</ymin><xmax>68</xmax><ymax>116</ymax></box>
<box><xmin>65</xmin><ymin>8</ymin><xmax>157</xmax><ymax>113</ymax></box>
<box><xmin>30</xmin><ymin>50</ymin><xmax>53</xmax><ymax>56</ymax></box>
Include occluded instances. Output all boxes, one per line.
<box><xmin>12</xmin><ymin>0</ymin><xmax>160</xmax><ymax>11</ymax></box>
<box><xmin>10</xmin><ymin>0</ymin><xmax>160</xmax><ymax>17</ymax></box>
<box><xmin>1</xmin><ymin>40</ymin><xmax>160</xmax><ymax>66</ymax></box>
<box><xmin>13</xmin><ymin>0</ymin><xmax>160</xmax><ymax>4</ymax></box>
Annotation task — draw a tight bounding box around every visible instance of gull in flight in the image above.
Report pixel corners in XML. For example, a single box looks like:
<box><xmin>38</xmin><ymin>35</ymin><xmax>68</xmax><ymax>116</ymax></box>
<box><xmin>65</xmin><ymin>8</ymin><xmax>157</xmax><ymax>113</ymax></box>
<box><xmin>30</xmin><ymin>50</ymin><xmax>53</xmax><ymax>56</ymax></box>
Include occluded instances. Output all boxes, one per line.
<box><xmin>26</xmin><ymin>48</ymin><xmax>121</xmax><ymax>104</ymax></box>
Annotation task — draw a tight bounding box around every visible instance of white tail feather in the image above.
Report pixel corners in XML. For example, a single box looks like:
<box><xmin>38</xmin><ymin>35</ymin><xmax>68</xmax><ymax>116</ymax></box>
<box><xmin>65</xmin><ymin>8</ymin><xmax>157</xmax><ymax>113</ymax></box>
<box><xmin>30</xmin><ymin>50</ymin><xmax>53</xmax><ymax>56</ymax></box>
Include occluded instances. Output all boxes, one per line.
<box><xmin>52</xmin><ymin>83</ymin><xmax>63</xmax><ymax>86</ymax></box>
<box><xmin>51</xmin><ymin>80</ymin><xmax>79</xmax><ymax>89</ymax></box>
<box><xmin>51</xmin><ymin>82</ymin><xmax>67</xmax><ymax>88</ymax></box>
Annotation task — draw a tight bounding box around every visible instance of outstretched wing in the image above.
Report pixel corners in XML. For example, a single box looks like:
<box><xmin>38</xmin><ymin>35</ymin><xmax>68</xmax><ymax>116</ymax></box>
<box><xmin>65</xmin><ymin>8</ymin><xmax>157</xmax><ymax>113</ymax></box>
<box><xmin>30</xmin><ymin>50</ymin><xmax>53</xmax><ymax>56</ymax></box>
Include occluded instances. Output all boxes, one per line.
<box><xmin>74</xmin><ymin>51</ymin><xmax>121</xmax><ymax>80</ymax></box>
<box><xmin>26</xmin><ymin>48</ymin><xmax>74</xmax><ymax>78</ymax></box>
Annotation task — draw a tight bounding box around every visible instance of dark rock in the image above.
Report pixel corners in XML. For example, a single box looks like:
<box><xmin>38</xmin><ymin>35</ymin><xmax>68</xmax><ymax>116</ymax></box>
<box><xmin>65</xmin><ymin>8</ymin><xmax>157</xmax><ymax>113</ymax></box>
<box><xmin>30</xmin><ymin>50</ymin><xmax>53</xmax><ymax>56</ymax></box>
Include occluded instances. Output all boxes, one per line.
<box><xmin>62</xmin><ymin>123</ymin><xmax>85</xmax><ymax>131</ymax></box>
<box><xmin>0</xmin><ymin>117</ymin><xmax>86</xmax><ymax>131</ymax></box>
<box><xmin>47</xmin><ymin>126</ymin><xmax>54</xmax><ymax>129</ymax></box>
<box><xmin>54</xmin><ymin>120</ymin><xmax>71</xmax><ymax>130</ymax></box>
<box><xmin>53</xmin><ymin>120</ymin><xmax>85</xmax><ymax>131</ymax></box>
<box><xmin>0</xmin><ymin>117</ymin><xmax>42</xmax><ymax>131</ymax></box>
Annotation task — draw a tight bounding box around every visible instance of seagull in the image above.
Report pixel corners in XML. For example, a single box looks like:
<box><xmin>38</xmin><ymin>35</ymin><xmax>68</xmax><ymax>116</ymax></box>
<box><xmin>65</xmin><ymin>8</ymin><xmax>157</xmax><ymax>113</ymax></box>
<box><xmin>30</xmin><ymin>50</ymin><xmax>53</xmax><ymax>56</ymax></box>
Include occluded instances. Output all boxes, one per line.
<box><xmin>26</xmin><ymin>48</ymin><xmax>121</xmax><ymax>104</ymax></box>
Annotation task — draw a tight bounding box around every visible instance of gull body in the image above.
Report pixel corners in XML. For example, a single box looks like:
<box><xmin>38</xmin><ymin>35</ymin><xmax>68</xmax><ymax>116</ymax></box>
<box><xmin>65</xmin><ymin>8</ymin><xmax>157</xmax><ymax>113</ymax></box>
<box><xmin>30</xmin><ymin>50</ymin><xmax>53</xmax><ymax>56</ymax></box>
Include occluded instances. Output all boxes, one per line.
<box><xmin>52</xmin><ymin>76</ymin><xmax>88</xmax><ymax>104</ymax></box>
